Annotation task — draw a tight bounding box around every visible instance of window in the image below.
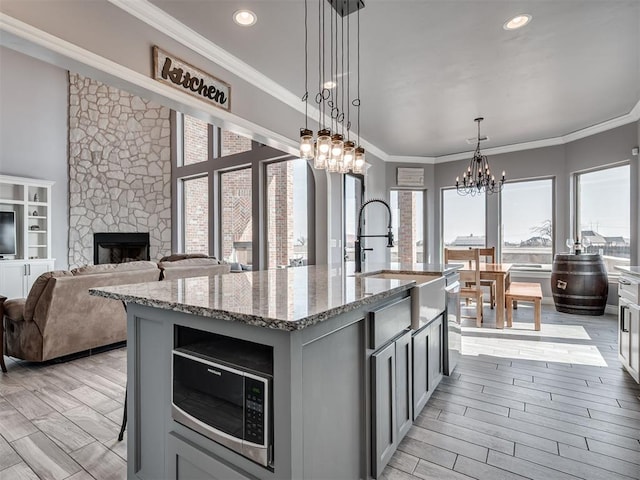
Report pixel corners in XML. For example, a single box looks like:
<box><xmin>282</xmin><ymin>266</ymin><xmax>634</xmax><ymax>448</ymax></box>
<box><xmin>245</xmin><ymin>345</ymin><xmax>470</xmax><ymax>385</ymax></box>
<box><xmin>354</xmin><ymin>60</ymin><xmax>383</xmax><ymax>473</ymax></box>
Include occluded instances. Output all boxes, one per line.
<box><xmin>576</xmin><ymin>164</ymin><xmax>630</xmax><ymax>272</ymax></box>
<box><xmin>501</xmin><ymin>179</ymin><xmax>553</xmax><ymax>266</ymax></box>
<box><xmin>220</xmin><ymin>168</ymin><xmax>253</xmax><ymax>265</ymax></box>
<box><xmin>182</xmin><ymin>176</ymin><xmax>209</xmax><ymax>254</ymax></box>
<box><xmin>390</xmin><ymin>190</ymin><xmax>424</xmax><ymax>263</ymax></box>
<box><xmin>344</xmin><ymin>174</ymin><xmax>364</xmax><ymax>262</ymax></box>
<box><xmin>220</xmin><ymin>129</ymin><xmax>253</xmax><ymax>157</ymax></box>
<box><xmin>266</xmin><ymin>159</ymin><xmax>310</xmax><ymax>268</ymax></box>
<box><xmin>442</xmin><ymin>189</ymin><xmax>485</xmax><ymax>251</ymax></box>
<box><xmin>182</xmin><ymin>115</ymin><xmax>209</xmax><ymax>166</ymax></box>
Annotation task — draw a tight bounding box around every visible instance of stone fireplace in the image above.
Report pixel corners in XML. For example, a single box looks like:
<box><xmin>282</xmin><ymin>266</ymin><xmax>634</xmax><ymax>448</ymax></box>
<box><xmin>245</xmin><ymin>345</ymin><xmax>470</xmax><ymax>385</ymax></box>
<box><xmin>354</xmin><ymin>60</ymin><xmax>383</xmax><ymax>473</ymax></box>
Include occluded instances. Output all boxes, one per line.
<box><xmin>94</xmin><ymin>232</ymin><xmax>150</xmax><ymax>265</ymax></box>
<box><xmin>68</xmin><ymin>73</ymin><xmax>171</xmax><ymax>268</ymax></box>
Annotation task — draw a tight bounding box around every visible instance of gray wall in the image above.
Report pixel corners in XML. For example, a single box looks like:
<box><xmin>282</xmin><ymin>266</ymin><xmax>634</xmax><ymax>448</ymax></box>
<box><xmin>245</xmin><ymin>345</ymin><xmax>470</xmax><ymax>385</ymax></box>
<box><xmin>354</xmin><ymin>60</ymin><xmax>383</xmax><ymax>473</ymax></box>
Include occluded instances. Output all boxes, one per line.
<box><xmin>0</xmin><ymin>47</ymin><xmax>69</xmax><ymax>269</ymax></box>
<box><xmin>417</xmin><ymin>122</ymin><xmax>639</xmax><ymax>265</ymax></box>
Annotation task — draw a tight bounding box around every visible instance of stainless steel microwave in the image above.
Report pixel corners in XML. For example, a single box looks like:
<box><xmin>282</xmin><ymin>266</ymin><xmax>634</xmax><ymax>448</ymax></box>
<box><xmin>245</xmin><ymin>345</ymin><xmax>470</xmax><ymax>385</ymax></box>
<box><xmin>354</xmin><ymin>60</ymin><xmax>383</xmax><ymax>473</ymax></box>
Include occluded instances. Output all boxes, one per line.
<box><xmin>171</xmin><ymin>348</ymin><xmax>273</xmax><ymax>467</ymax></box>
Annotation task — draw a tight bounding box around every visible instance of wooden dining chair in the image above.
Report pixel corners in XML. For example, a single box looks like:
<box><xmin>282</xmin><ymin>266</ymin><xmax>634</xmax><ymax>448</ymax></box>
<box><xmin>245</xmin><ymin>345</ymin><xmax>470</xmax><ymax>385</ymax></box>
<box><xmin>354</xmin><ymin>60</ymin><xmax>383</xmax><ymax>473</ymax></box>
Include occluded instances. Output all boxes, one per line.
<box><xmin>444</xmin><ymin>248</ymin><xmax>483</xmax><ymax>327</ymax></box>
<box><xmin>477</xmin><ymin>247</ymin><xmax>496</xmax><ymax>309</ymax></box>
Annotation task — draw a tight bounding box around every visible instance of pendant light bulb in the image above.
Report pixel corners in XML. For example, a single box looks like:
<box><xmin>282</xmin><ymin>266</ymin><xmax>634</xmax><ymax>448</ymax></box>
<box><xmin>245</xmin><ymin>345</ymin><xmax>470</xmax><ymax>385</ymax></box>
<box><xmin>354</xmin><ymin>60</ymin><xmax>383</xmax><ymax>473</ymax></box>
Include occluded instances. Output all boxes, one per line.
<box><xmin>317</xmin><ymin>129</ymin><xmax>331</xmax><ymax>155</ymax></box>
<box><xmin>299</xmin><ymin>128</ymin><xmax>314</xmax><ymax>160</ymax></box>
<box><xmin>331</xmin><ymin>134</ymin><xmax>344</xmax><ymax>158</ymax></box>
<box><xmin>353</xmin><ymin>146</ymin><xmax>366</xmax><ymax>173</ymax></box>
<box><xmin>343</xmin><ymin>141</ymin><xmax>355</xmax><ymax>168</ymax></box>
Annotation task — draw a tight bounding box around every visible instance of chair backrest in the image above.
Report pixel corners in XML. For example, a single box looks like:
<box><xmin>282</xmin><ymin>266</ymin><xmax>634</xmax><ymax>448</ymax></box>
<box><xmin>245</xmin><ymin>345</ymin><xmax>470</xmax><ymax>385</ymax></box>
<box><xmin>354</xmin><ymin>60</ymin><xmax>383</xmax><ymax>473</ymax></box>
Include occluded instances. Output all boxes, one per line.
<box><xmin>445</xmin><ymin>248</ymin><xmax>481</xmax><ymax>287</ymax></box>
<box><xmin>476</xmin><ymin>246</ymin><xmax>496</xmax><ymax>264</ymax></box>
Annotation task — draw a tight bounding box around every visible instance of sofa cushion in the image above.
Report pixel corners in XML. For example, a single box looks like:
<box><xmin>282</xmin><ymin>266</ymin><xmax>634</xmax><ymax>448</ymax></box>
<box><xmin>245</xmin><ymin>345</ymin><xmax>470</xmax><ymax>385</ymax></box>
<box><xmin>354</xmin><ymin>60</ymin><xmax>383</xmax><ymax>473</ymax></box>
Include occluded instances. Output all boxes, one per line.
<box><xmin>158</xmin><ymin>257</ymin><xmax>222</xmax><ymax>269</ymax></box>
<box><xmin>4</xmin><ymin>298</ymin><xmax>26</xmax><ymax>322</ymax></box>
<box><xmin>158</xmin><ymin>253</ymin><xmax>213</xmax><ymax>263</ymax></box>
<box><xmin>72</xmin><ymin>260</ymin><xmax>158</xmax><ymax>276</ymax></box>
<box><xmin>24</xmin><ymin>270</ymin><xmax>73</xmax><ymax>322</ymax></box>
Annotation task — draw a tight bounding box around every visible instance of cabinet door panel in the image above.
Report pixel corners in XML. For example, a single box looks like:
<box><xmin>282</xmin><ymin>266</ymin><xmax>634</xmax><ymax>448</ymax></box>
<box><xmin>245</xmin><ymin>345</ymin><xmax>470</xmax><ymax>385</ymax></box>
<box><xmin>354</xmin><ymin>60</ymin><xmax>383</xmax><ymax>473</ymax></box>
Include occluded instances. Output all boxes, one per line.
<box><xmin>428</xmin><ymin>316</ymin><xmax>443</xmax><ymax>392</ymax></box>
<box><xmin>0</xmin><ymin>263</ymin><xmax>27</xmax><ymax>299</ymax></box>
<box><xmin>620</xmin><ymin>304</ymin><xmax>630</xmax><ymax>362</ymax></box>
<box><xmin>372</xmin><ymin>341</ymin><xmax>396</xmax><ymax>478</ymax></box>
<box><xmin>395</xmin><ymin>330</ymin><xmax>412</xmax><ymax>440</ymax></box>
<box><xmin>27</xmin><ymin>262</ymin><xmax>53</xmax><ymax>292</ymax></box>
<box><xmin>411</xmin><ymin>325</ymin><xmax>430</xmax><ymax>419</ymax></box>
<box><xmin>629</xmin><ymin>304</ymin><xmax>639</xmax><ymax>376</ymax></box>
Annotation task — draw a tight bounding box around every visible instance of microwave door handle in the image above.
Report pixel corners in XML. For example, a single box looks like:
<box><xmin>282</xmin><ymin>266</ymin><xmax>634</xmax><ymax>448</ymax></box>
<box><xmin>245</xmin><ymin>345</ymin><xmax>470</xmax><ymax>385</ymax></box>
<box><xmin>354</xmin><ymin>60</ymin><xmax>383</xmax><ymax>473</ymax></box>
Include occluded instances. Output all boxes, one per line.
<box><xmin>620</xmin><ymin>305</ymin><xmax>629</xmax><ymax>333</ymax></box>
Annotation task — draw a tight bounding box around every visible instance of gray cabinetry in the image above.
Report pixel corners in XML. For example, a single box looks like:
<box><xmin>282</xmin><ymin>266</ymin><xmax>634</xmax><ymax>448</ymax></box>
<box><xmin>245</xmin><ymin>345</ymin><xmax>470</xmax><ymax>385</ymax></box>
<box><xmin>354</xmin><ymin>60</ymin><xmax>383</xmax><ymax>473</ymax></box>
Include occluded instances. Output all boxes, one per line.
<box><xmin>369</xmin><ymin>294</ymin><xmax>413</xmax><ymax>478</ymax></box>
<box><xmin>168</xmin><ymin>433</ymin><xmax>255</xmax><ymax>480</ymax></box>
<box><xmin>372</xmin><ymin>341</ymin><xmax>396</xmax><ymax>477</ymax></box>
<box><xmin>395</xmin><ymin>329</ymin><xmax>413</xmax><ymax>439</ymax></box>
<box><xmin>412</xmin><ymin>313</ymin><xmax>444</xmax><ymax>418</ymax></box>
<box><xmin>371</xmin><ymin>329</ymin><xmax>413</xmax><ymax>478</ymax></box>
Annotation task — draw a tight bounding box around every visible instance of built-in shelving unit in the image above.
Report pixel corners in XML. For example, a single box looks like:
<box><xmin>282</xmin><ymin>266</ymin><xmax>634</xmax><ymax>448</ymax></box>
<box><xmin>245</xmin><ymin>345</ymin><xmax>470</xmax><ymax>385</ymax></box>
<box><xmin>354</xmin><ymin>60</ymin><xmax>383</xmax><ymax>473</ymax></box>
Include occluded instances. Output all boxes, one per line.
<box><xmin>0</xmin><ymin>175</ymin><xmax>55</xmax><ymax>298</ymax></box>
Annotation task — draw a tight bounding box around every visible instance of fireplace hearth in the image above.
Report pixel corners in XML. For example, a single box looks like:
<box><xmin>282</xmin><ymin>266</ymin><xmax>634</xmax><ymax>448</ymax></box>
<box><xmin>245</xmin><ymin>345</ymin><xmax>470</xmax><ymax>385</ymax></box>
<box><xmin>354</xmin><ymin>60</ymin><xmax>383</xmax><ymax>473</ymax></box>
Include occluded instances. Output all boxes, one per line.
<box><xmin>94</xmin><ymin>232</ymin><xmax>150</xmax><ymax>265</ymax></box>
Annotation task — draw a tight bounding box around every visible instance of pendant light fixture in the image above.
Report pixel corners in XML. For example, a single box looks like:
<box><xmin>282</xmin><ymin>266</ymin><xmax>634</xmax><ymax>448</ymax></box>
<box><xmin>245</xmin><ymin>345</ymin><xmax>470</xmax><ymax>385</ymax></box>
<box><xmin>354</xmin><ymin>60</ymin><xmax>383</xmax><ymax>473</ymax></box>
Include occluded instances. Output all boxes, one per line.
<box><xmin>456</xmin><ymin>117</ymin><xmax>505</xmax><ymax>196</ymax></box>
<box><xmin>299</xmin><ymin>0</ymin><xmax>366</xmax><ymax>175</ymax></box>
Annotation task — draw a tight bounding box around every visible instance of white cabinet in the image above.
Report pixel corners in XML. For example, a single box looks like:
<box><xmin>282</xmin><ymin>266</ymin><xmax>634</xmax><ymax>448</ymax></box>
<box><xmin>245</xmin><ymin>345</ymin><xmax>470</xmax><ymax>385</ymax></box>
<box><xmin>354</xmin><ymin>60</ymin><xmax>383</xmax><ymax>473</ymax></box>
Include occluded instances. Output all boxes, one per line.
<box><xmin>0</xmin><ymin>175</ymin><xmax>54</xmax><ymax>297</ymax></box>
<box><xmin>619</xmin><ymin>299</ymin><xmax>640</xmax><ymax>382</ymax></box>
<box><xmin>0</xmin><ymin>175</ymin><xmax>54</xmax><ymax>262</ymax></box>
<box><xmin>0</xmin><ymin>259</ymin><xmax>55</xmax><ymax>299</ymax></box>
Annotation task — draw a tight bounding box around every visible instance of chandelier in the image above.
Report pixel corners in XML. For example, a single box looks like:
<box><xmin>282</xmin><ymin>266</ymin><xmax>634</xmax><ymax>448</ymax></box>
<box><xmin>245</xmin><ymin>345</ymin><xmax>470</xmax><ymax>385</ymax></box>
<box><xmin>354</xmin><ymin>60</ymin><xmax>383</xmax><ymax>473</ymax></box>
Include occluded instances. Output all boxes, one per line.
<box><xmin>299</xmin><ymin>0</ymin><xmax>366</xmax><ymax>175</ymax></box>
<box><xmin>456</xmin><ymin>117</ymin><xmax>505</xmax><ymax>196</ymax></box>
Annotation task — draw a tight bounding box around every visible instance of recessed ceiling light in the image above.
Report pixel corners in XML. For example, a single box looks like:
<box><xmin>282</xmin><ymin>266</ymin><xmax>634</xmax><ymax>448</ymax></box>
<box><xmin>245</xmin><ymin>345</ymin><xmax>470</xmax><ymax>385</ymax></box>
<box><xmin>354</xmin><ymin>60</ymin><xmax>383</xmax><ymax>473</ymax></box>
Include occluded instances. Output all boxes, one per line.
<box><xmin>233</xmin><ymin>10</ymin><xmax>257</xmax><ymax>27</ymax></box>
<box><xmin>323</xmin><ymin>81</ymin><xmax>336</xmax><ymax>89</ymax></box>
<box><xmin>503</xmin><ymin>14</ymin><xmax>532</xmax><ymax>30</ymax></box>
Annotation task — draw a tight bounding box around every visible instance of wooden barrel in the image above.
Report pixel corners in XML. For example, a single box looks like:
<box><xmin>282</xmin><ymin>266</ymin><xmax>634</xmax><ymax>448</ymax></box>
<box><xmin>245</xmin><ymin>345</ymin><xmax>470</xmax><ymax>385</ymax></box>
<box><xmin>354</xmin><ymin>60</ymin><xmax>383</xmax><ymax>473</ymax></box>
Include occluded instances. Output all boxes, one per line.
<box><xmin>551</xmin><ymin>254</ymin><xmax>608</xmax><ymax>315</ymax></box>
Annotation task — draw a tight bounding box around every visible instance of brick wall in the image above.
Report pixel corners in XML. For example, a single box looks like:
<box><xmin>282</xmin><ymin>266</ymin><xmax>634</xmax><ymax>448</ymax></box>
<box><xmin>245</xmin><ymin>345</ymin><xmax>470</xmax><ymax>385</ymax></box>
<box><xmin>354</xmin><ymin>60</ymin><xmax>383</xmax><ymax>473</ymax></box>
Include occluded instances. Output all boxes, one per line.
<box><xmin>221</xmin><ymin>130</ymin><xmax>252</xmax><ymax>157</ymax></box>
<box><xmin>184</xmin><ymin>176</ymin><xmax>208</xmax><ymax>254</ymax></box>
<box><xmin>266</xmin><ymin>162</ymin><xmax>294</xmax><ymax>267</ymax></box>
<box><xmin>184</xmin><ymin>115</ymin><xmax>208</xmax><ymax>165</ymax></box>
<box><xmin>220</xmin><ymin>168</ymin><xmax>252</xmax><ymax>263</ymax></box>
<box><xmin>398</xmin><ymin>191</ymin><xmax>417</xmax><ymax>264</ymax></box>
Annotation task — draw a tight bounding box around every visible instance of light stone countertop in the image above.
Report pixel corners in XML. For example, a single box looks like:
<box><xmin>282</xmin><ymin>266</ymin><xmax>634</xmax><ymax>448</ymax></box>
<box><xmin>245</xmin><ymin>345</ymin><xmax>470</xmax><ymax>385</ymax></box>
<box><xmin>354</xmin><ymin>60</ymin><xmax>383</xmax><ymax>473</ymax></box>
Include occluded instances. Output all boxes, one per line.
<box><xmin>90</xmin><ymin>263</ymin><xmax>460</xmax><ymax>331</ymax></box>
<box><xmin>615</xmin><ymin>266</ymin><xmax>640</xmax><ymax>278</ymax></box>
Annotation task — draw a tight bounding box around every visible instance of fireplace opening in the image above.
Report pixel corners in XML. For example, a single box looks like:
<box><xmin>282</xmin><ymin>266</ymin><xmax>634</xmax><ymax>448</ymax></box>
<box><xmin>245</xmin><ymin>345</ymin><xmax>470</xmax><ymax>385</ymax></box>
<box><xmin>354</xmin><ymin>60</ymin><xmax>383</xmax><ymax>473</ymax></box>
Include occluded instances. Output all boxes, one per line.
<box><xmin>93</xmin><ymin>232</ymin><xmax>150</xmax><ymax>265</ymax></box>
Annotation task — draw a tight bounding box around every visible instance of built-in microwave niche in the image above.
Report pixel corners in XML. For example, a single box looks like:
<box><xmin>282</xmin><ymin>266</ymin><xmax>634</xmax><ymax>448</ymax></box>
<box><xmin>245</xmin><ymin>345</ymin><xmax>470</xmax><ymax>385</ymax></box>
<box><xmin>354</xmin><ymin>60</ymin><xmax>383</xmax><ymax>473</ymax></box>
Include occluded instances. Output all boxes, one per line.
<box><xmin>174</xmin><ymin>326</ymin><xmax>274</xmax><ymax>377</ymax></box>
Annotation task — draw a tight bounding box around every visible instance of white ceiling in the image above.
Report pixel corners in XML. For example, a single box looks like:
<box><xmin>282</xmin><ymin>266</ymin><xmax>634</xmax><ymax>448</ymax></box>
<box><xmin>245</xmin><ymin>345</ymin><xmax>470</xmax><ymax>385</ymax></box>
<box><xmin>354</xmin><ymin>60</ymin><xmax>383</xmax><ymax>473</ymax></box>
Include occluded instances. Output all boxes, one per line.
<box><xmin>147</xmin><ymin>0</ymin><xmax>639</xmax><ymax>158</ymax></box>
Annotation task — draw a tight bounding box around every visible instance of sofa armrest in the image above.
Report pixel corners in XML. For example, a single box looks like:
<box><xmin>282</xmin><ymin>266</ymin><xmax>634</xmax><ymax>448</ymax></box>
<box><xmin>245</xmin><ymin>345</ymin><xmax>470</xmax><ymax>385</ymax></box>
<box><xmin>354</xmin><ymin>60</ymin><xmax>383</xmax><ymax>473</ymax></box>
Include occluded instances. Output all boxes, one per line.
<box><xmin>3</xmin><ymin>298</ymin><xmax>26</xmax><ymax>323</ymax></box>
<box><xmin>0</xmin><ymin>295</ymin><xmax>6</xmax><ymax>372</ymax></box>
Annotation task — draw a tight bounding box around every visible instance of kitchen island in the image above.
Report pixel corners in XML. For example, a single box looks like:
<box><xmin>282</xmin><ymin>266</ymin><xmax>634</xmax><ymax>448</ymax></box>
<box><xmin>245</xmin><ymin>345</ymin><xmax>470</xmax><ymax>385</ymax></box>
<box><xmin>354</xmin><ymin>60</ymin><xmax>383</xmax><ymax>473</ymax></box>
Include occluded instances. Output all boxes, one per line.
<box><xmin>91</xmin><ymin>263</ymin><xmax>459</xmax><ymax>480</ymax></box>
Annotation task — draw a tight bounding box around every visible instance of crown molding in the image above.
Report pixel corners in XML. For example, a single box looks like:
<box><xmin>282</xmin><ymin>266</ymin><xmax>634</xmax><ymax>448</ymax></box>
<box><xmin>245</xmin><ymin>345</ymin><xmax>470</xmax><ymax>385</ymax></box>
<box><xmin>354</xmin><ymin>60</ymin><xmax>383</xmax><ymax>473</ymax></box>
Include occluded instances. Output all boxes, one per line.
<box><xmin>107</xmin><ymin>0</ymin><xmax>389</xmax><ymax>162</ymax></box>
<box><xmin>0</xmin><ymin>13</ymin><xmax>300</xmax><ymax>157</ymax></box>
<box><xmin>388</xmin><ymin>100</ymin><xmax>640</xmax><ymax>165</ymax></box>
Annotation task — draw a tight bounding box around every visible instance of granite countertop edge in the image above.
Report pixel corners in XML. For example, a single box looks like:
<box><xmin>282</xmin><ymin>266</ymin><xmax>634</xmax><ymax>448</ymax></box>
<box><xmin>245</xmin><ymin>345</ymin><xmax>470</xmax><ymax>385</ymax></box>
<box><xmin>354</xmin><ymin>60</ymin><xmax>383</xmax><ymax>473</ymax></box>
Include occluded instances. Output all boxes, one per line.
<box><xmin>90</xmin><ymin>282</ymin><xmax>415</xmax><ymax>331</ymax></box>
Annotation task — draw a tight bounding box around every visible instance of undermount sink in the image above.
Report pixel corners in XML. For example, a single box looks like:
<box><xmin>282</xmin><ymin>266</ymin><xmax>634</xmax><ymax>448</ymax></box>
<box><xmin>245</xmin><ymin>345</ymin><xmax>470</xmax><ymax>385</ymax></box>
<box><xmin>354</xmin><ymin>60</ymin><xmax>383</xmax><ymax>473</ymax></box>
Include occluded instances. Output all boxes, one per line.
<box><xmin>358</xmin><ymin>271</ymin><xmax>446</xmax><ymax>329</ymax></box>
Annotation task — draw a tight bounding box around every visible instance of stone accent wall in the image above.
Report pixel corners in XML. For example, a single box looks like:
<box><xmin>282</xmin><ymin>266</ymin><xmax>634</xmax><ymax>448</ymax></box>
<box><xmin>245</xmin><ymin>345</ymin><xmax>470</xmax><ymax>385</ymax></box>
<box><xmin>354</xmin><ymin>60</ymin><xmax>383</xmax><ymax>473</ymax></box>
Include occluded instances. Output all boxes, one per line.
<box><xmin>68</xmin><ymin>73</ymin><xmax>171</xmax><ymax>267</ymax></box>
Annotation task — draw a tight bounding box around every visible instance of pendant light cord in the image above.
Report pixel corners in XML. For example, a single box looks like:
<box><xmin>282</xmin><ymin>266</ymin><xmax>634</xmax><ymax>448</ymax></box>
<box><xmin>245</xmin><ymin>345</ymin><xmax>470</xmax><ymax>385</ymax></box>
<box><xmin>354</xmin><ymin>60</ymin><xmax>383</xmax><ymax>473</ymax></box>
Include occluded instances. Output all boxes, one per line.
<box><xmin>303</xmin><ymin>0</ymin><xmax>308</xmax><ymax>129</ymax></box>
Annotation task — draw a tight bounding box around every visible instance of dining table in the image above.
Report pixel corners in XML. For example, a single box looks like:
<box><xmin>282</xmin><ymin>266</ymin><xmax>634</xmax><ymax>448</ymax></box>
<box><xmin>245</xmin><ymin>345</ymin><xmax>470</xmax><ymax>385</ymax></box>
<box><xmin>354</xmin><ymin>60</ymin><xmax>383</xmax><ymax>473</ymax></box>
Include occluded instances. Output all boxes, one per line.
<box><xmin>461</xmin><ymin>263</ymin><xmax>512</xmax><ymax>329</ymax></box>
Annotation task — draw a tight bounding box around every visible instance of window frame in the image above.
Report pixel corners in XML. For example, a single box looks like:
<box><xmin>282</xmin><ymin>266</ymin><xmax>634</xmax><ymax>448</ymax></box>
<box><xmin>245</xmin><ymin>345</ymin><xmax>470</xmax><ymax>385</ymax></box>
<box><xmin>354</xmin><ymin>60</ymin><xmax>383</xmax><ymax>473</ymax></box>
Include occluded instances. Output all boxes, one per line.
<box><xmin>573</xmin><ymin>162</ymin><xmax>631</xmax><ymax>273</ymax></box>
<box><xmin>499</xmin><ymin>176</ymin><xmax>556</xmax><ymax>267</ymax></box>
<box><xmin>390</xmin><ymin>188</ymin><xmax>427</xmax><ymax>264</ymax></box>
<box><xmin>440</xmin><ymin>187</ymin><xmax>487</xmax><ymax>259</ymax></box>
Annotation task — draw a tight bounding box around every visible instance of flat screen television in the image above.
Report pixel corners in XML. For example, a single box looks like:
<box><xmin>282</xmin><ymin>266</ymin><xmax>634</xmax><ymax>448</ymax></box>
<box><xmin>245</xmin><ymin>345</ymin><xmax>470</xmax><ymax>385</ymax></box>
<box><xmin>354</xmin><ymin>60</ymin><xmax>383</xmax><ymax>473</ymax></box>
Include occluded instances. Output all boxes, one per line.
<box><xmin>0</xmin><ymin>211</ymin><xmax>17</xmax><ymax>256</ymax></box>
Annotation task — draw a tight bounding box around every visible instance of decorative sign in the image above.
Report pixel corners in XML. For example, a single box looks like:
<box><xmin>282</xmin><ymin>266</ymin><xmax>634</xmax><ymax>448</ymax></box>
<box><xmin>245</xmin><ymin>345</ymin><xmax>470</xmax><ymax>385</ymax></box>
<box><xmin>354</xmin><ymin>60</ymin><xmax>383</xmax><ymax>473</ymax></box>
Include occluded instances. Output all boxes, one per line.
<box><xmin>153</xmin><ymin>46</ymin><xmax>231</xmax><ymax>111</ymax></box>
<box><xmin>397</xmin><ymin>167</ymin><xmax>424</xmax><ymax>187</ymax></box>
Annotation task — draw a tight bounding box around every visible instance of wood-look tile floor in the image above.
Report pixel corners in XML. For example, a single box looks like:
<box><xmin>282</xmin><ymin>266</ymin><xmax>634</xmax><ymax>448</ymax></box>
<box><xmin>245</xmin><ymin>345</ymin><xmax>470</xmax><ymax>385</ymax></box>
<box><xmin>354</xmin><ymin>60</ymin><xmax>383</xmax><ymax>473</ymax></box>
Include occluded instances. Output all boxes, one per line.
<box><xmin>382</xmin><ymin>304</ymin><xmax>640</xmax><ymax>480</ymax></box>
<box><xmin>1</xmin><ymin>305</ymin><xmax>639</xmax><ymax>479</ymax></box>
